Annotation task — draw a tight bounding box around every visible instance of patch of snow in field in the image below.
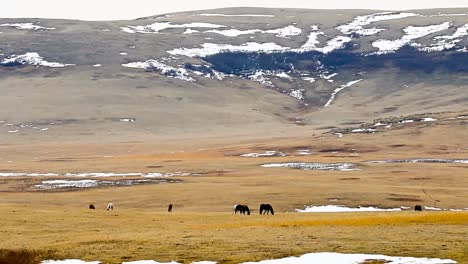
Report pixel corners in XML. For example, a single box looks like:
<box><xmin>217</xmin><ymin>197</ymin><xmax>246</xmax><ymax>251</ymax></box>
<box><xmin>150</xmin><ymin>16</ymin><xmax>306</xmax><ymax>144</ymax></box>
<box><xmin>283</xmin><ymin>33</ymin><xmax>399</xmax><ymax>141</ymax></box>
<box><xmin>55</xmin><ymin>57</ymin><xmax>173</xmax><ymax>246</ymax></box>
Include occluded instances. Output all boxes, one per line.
<box><xmin>168</xmin><ymin>42</ymin><xmax>288</xmax><ymax>57</ymax></box>
<box><xmin>183</xmin><ymin>28</ymin><xmax>199</xmax><ymax>34</ymax></box>
<box><xmin>7</xmin><ymin>129</ymin><xmax>19</xmax><ymax>133</ymax></box>
<box><xmin>296</xmin><ymin>205</ymin><xmax>402</xmax><ymax>213</ymax></box>
<box><xmin>296</xmin><ymin>149</ymin><xmax>313</xmax><ymax>155</ymax></box>
<box><xmin>368</xmin><ymin>159</ymin><xmax>468</xmax><ymax>164</ymax></box>
<box><xmin>120</xmin><ymin>118</ymin><xmax>136</xmax><ymax>122</ymax></box>
<box><xmin>324</xmin><ymin>79</ymin><xmax>362</xmax><ymax>107</ymax></box>
<box><xmin>122</xmin><ymin>60</ymin><xmax>194</xmax><ymax>82</ymax></box>
<box><xmin>337</xmin><ymin>12</ymin><xmax>419</xmax><ymax>36</ymax></box>
<box><xmin>289</xmin><ymin>89</ymin><xmax>305</xmax><ymax>100</ymax></box>
<box><xmin>261</xmin><ymin>162</ymin><xmax>358</xmax><ymax>171</ymax></box>
<box><xmin>42</xmin><ymin>261</ymin><xmax>100</xmax><ymax>264</ymax></box>
<box><xmin>206</xmin><ymin>28</ymin><xmax>262</xmax><ymax>37</ymax></box>
<box><xmin>372</xmin><ymin>22</ymin><xmax>452</xmax><ymax>54</ymax></box>
<box><xmin>373</xmin><ymin>122</ymin><xmax>388</xmax><ymax>127</ymax></box>
<box><xmin>119</xmin><ymin>52</ymin><xmax>128</xmax><ymax>55</ymax></box>
<box><xmin>1</xmin><ymin>22</ymin><xmax>55</xmax><ymax>31</ymax></box>
<box><xmin>93</xmin><ymin>64</ymin><xmax>102</xmax><ymax>67</ymax></box>
<box><xmin>0</xmin><ymin>173</ymin><xmax>58</xmax><ymax>177</ymax></box>
<box><xmin>421</xmin><ymin>24</ymin><xmax>468</xmax><ymax>52</ymax></box>
<box><xmin>121</xmin><ymin>22</ymin><xmax>225</xmax><ymax>34</ymax></box>
<box><xmin>422</xmin><ymin>117</ymin><xmax>437</xmax><ymax>122</ymax></box>
<box><xmin>196</xmin><ymin>13</ymin><xmax>274</xmax><ymax>17</ymax></box>
<box><xmin>351</xmin><ymin>128</ymin><xmax>377</xmax><ymax>133</ymax></box>
<box><xmin>0</xmin><ymin>52</ymin><xmax>74</xmax><ymax>68</ymax></box>
<box><xmin>400</xmin><ymin>119</ymin><xmax>414</xmax><ymax>123</ymax></box>
<box><xmin>241</xmin><ymin>151</ymin><xmax>287</xmax><ymax>158</ymax></box>
<box><xmin>241</xmin><ymin>252</ymin><xmax>456</xmax><ymax>264</ymax></box>
<box><xmin>35</xmin><ymin>180</ymin><xmax>98</xmax><ymax>189</ymax></box>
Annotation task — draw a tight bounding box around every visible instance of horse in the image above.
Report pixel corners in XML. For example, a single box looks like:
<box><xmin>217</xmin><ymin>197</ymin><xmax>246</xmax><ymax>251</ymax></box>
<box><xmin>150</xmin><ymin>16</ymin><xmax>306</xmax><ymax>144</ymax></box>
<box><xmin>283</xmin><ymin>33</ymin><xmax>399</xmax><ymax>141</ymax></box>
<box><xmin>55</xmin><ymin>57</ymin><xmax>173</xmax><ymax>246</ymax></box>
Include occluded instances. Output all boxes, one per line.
<box><xmin>233</xmin><ymin>204</ymin><xmax>250</xmax><ymax>215</ymax></box>
<box><xmin>414</xmin><ymin>205</ymin><xmax>423</xmax><ymax>211</ymax></box>
<box><xmin>168</xmin><ymin>204</ymin><xmax>173</xmax><ymax>212</ymax></box>
<box><xmin>106</xmin><ymin>203</ymin><xmax>114</xmax><ymax>211</ymax></box>
<box><xmin>260</xmin><ymin>204</ymin><xmax>274</xmax><ymax>215</ymax></box>
<box><xmin>89</xmin><ymin>204</ymin><xmax>95</xmax><ymax>210</ymax></box>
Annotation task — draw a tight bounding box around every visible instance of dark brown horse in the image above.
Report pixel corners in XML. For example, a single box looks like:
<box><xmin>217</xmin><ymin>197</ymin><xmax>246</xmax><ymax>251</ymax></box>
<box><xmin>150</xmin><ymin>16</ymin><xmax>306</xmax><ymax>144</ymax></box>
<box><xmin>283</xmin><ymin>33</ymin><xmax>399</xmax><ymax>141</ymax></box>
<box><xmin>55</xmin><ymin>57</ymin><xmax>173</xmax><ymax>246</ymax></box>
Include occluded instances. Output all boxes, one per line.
<box><xmin>168</xmin><ymin>204</ymin><xmax>173</xmax><ymax>212</ymax></box>
<box><xmin>260</xmin><ymin>204</ymin><xmax>274</xmax><ymax>215</ymax></box>
<box><xmin>233</xmin><ymin>204</ymin><xmax>250</xmax><ymax>215</ymax></box>
<box><xmin>89</xmin><ymin>204</ymin><xmax>95</xmax><ymax>210</ymax></box>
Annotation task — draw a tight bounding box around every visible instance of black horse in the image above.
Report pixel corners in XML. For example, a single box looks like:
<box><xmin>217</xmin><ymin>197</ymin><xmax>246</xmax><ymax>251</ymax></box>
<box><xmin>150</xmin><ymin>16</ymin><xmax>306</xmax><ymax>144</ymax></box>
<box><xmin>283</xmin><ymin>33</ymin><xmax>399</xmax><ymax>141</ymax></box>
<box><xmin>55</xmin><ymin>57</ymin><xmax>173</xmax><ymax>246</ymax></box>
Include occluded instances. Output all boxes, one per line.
<box><xmin>233</xmin><ymin>204</ymin><xmax>250</xmax><ymax>215</ymax></box>
<box><xmin>89</xmin><ymin>204</ymin><xmax>95</xmax><ymax>210</ymax></box>
<box><xmin>259</xmin><ymin>204</ymin><xmax>274</xmax><ymax>215</ymax></box>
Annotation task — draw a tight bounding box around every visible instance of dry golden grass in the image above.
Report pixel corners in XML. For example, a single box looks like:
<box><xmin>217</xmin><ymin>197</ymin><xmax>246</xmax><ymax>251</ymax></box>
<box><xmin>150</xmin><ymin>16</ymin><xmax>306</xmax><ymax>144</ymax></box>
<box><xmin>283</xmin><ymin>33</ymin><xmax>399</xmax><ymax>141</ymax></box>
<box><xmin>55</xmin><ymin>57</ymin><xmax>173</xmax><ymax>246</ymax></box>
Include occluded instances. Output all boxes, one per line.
<box><xmin>0</xmin><ymin>204</ymin><xmax>467</xmax><ymax>264</ymax></box>
<box><xmin>0</xmin><ymin>115</ymin><xmax>467</xmax><ymax>263</ymax></box>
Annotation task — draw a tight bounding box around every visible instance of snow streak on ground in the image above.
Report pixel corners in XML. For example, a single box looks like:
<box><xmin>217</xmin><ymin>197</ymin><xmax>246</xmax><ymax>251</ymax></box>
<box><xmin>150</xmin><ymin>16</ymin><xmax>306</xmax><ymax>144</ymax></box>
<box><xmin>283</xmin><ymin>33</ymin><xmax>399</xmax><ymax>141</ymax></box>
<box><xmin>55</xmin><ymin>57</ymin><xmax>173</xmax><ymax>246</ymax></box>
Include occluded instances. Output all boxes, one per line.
<box><xmin>207</xmin><ymin>25</ymin><xmax>301</xmax><ymax>38</ymax></box>
<box><xmin>196</xmin><ymin>13</ymin><xmax>275</xmax><ymax>17</ymax></box>
<box><xmin>337</xmin><ymin>12</ymin><xmax>419</xmax><ymax>36</ymax></box>
<box><xmin>0</xmin><ymin>173</ymin><xmax>58</xmax><ymax>177</ymax></box>
<box><xmin>296</xmin><ymin>205</ymin><xmax>402</xmax><ymax>213</ymax></box>
<box><xmin>41</xmin><ymin>260</ymin><xmax>100</xmax><ymax>264</ymax></box>
<box><xmin>0</xmin><ymin>22</ymin><xmax>55</xmax><ymax>30</ymax></box>
<box><xmin>33</xmin><ymin>179</ymin><xmax>174</xmax><ymax>189</ymax></box>
<box><xmin>0</xmin><ymin>172</ymin><xmax>192</xmax><ymax>178</ymax></box>
<box><xmin>372</xmin><ymin>22</ymin><xmax>452</xmax><ymax>54</ymax></box>
<box><xmin>241</xmin><ymin>252</ymin><xmax>456</xmax><ymax>264</ymax></box>
<box><xmin>121</xmin><ymin>22</ymin><xmax>225</xmax><ymax>33</ymax></box>
<box><xmin>421</xmin><ymin>24</ymin><xmax>468</xmax><ymax>52</ymax></box>
<box><xmin>122</xmin><ymin>60</ymin><xmax>194</xmax><ymax>82</ymax></box>
<box><xmin>168</xmin><ymin>42</ymin><xmax>288</xmax><ymax>57</ymax></box>
<box><xmin>261</xmin><ymin>162</ymin><xmax>358</xmax><ymax>171</ymax></box>
<box><xmin>0</xmin><ymin>52</ymin><xmax>74</xmax><ymax>68</ymax></box>
<box><xmin>324</xmin><ymin>79</ymin><xmax>363</xmax><ymax>107</ymax></box>
<box><xmin>241</xmin><ymin>151</ymin><xmax>287</xmax><ymax>157</ymax></box>
<box><xmin>367</xmin><ymin>159</ymin><xmax>468</xmax><ymax>164</ymax></box>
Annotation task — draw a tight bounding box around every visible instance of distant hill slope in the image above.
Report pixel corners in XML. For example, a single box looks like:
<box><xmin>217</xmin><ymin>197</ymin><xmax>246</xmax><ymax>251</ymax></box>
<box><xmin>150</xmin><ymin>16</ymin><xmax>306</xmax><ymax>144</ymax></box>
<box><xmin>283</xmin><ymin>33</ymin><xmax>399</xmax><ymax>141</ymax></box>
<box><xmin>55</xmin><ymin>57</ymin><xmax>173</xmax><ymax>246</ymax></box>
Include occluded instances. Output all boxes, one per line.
<box><xmin>0</xmin><ymin>8</ymin><xmax>467</xmax><ymax>143</ymax></box>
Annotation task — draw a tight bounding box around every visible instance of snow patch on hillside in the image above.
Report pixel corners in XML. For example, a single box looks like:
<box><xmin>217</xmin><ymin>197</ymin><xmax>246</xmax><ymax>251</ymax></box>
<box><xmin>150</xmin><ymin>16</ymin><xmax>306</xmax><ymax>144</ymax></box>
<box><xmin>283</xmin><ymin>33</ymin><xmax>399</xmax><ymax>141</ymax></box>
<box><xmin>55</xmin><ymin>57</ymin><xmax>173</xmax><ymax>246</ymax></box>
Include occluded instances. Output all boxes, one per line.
<box><xmin>337</xmin><ymin>12</ymin><xmax>419</xmax><ymax>36</ymax></box>
<box><xmin>121</xmin><ymin>22</ymin><xmax>225</xmax><ymax>34</ymax></box>
<box><xmin>206</xmin><ymin>25</ymin><xmax>301</xmax><ymax>38</ymax></box>
<box><xmin>372</xmin><ymin>22</ymin><xmax>452</xmax><ymax>54</ymax></box>
<box><xmin>0</xmin><ymin>52</ymin><xmax>74</xmax><ymax>68</ymax></box>
<box><xmin>421</xmin><ymin>24</ymin><xmax>468</xmax><ymax>52</ymax></box>
<box><xmin>324</xmin><ymin>79</ymin><xmax>362</xmax><ymax>107</ymax></box>
<box><xmin>122</xmin><ymin>60</ymin><xmax>194</xmax><ymax>82</ymax></box>
<box><xmin>168</xmin><ymin>42</ymin><xmax>288</xmax><ymax>57</ymax></box>
<box><xmin>0</xmin><ymin>22</ymin><xmax>55</xmax><ymax>31</ymax></box>
<box><xmin>196</xmin><ymin>13</ymin><xmax>274</xmax><ymax>17</ymax></box>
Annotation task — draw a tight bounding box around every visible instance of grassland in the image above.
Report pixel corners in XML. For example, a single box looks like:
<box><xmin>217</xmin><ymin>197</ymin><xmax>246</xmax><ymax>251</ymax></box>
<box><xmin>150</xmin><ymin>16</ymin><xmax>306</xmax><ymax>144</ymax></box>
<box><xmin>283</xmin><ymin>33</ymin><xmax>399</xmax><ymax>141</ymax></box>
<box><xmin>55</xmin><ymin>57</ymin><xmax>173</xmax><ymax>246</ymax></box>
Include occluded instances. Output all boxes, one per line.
<box><xmin>0</xmin><ymin>113</ymin><xmax>467</xmax><ymax>264</ymax></box>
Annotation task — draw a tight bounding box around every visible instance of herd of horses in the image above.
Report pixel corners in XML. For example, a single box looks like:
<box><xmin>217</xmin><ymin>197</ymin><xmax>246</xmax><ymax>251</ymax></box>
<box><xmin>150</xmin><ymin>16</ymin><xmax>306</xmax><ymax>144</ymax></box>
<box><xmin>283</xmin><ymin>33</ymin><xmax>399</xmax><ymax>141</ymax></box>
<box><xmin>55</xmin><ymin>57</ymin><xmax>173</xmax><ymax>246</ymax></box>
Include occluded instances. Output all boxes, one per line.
<box><xmin>232</xmin><ymin>204</ymin><xmax>274</xmax><ymax>215</ymax></box>
<box><xmin>88</xmin><ymin>203</ymin><xmax>274</xmax><ymax>215</ymax></box>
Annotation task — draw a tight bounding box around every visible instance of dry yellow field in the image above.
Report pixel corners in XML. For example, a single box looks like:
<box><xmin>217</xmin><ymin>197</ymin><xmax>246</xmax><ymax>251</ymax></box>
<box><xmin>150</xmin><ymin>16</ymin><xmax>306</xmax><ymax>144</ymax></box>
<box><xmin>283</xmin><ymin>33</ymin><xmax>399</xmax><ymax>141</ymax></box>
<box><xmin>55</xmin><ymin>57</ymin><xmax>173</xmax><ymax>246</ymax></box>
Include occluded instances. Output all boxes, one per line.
<box><xmin>0</xmin><ymin>113</ymin><xmax>467</xmax><ymax>264</ymax></box>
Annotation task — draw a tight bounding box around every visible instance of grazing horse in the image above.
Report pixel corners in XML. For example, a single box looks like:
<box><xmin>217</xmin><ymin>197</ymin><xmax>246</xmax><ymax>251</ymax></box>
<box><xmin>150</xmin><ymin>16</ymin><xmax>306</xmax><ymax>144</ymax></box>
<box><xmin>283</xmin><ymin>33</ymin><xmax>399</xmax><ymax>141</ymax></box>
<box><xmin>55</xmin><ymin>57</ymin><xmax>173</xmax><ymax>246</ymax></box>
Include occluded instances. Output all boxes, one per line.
<box><xmin>106</xmin><ymin>203</ymin><xmax>114</xmax><ymax>211</ymax></box>
<box><xmin>89</xmin><ymin>204</ymin><xmax>95</xmax><ymax>210</ymax></box>
<box><xmin>260</xmin><ymin>204</ymin><xmax>274</xmax><ymax>215</ymax></box>
<box><xmin>414</xmin><ymin>205</ymin><xmax>423</xmax><ymax>211</ymax></box>
<box><xmin>168</xmin><ymin>204</ymin><xmax>173</xmax><ymax>213</ymax></box>
<box><xmin>233</xmin><ymin>204</ymin><xmax>250</xmax><ymax>215</ymax></box>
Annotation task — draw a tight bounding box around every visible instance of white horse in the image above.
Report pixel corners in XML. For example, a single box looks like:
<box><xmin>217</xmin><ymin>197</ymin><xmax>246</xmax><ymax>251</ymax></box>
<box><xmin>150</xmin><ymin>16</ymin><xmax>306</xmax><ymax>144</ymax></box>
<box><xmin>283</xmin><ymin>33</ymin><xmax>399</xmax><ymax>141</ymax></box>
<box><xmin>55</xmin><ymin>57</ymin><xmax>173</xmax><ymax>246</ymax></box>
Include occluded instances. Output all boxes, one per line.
<box><xmin>107</xmin><ymin>203</ymin><xmax>114</xmax><ymax>211</ymax></box>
